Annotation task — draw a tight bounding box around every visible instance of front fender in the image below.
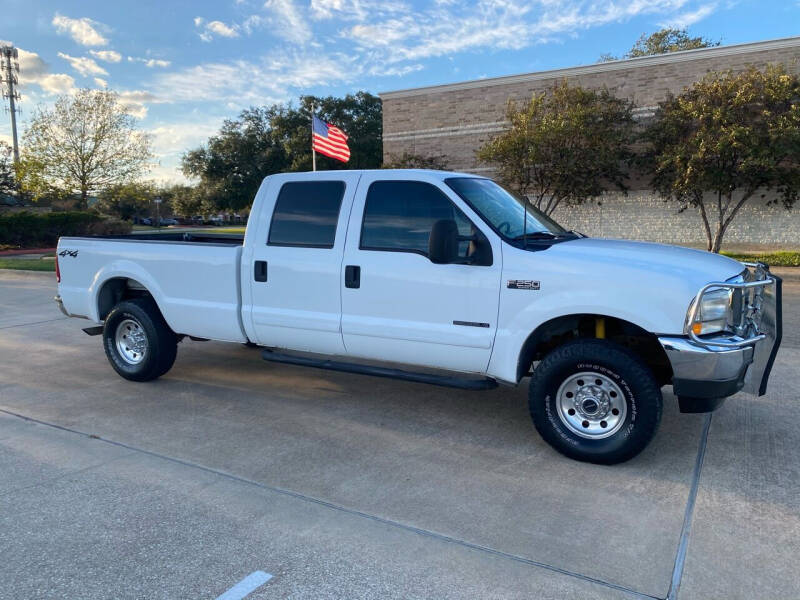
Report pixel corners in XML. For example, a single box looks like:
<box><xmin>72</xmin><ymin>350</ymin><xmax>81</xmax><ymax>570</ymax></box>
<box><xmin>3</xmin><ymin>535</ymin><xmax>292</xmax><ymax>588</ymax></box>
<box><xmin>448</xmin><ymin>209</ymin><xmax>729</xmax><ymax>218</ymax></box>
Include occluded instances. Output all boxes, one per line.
<box><xmin>486</xmin><ymin>287</ymin><xmax>680</xmax><ymax>384</ymax></box>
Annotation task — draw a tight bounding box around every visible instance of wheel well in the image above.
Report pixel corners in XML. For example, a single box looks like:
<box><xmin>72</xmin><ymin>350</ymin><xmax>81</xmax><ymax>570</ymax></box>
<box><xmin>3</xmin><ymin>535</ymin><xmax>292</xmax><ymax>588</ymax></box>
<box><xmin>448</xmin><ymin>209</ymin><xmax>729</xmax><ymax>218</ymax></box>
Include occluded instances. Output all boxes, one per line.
<box><xmin>97</xmin><ymin>278</ymin><xmax>154</xmax><ymax>321</ymax></box>
<box><xmin>516</xmin><ymin>314</ymin><xmax>673</xmax><ymax>386</ymax></box>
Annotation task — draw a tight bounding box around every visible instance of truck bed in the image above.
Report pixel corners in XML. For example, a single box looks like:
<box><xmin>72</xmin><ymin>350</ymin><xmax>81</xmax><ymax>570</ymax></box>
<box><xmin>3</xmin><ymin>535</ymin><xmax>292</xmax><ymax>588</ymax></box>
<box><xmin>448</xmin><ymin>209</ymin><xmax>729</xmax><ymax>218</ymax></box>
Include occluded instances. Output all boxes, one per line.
<box><xmin>90</xmin><ymin>232</ymin><xmax>244</xmax><ymax>245</ymax></box>
<box><xmin>57</xmin><ymin>234</ymin><xmax>248</xmax><ymax>343</ymax></box>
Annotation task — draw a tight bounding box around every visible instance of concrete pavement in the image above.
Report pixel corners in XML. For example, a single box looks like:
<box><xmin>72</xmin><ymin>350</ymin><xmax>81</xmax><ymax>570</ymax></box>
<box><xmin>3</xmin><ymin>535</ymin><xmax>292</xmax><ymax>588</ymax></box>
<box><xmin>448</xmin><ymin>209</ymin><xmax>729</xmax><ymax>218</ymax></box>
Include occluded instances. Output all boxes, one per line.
<box><xmin>0</xmin><ymin>270</ymin><xmax>798</xmax><ymax>599</ymax></box>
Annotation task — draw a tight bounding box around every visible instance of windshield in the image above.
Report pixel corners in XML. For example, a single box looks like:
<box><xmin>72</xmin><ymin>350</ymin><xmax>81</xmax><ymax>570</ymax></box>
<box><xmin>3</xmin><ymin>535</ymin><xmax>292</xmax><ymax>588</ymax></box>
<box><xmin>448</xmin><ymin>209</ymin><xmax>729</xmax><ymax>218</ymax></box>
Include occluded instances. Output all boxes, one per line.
<box><xmin>445</xmin><ymin>178</ymin><xmax>567</xmax><ymax>241</ymax></box>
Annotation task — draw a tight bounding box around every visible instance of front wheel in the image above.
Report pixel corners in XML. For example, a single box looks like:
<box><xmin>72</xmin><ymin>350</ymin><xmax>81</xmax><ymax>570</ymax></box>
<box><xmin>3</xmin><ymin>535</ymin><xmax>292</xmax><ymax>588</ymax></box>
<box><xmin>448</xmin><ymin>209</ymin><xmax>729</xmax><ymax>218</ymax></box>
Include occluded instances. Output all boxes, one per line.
<box><xmin>529</xmin><ymin>339</ymin><xmax>662</xmax><ymax>464</ymax></box>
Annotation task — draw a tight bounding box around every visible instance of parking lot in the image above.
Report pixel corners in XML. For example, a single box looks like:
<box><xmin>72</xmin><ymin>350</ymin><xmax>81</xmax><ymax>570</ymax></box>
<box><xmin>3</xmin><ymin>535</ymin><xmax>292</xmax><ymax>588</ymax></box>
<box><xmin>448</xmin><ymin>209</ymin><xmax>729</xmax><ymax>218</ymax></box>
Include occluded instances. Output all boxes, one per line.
<box><xmin>1</xmin><ymin>269</ymin><xmax>798</xmax><ymax>599</ymax></box>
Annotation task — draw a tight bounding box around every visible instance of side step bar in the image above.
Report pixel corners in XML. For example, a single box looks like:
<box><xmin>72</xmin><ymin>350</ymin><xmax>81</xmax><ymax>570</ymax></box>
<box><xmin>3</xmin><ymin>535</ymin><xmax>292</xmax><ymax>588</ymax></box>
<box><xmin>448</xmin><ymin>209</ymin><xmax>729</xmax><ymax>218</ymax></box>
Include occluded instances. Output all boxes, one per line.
<box><xmin>82</xmin><ymin>326</ymin><xmax>104</xmax><ymax>336</ymax></box>
<box><xmin>261</xmin><ymin>350</ymin><xmax>498</xmax><ymax>390</ymax></box>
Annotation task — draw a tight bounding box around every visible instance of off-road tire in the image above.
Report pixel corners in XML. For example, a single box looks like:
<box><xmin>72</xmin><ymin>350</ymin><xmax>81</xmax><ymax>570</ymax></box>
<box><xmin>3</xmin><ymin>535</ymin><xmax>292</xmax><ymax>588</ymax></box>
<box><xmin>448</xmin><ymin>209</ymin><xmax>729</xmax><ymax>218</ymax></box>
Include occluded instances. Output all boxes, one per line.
<box><xmin>529</xmin><ymin>339</ymin><xmax>662</xmax><ymax>464</ymax></box>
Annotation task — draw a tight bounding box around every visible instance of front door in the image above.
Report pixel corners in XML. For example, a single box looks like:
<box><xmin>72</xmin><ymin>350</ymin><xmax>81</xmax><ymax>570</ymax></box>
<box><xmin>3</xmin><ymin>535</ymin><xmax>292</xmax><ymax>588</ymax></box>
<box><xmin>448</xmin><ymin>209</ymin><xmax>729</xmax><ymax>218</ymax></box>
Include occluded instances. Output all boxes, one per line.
<box><xmin>340</xmin><ymin>174</ymin><xmax>502</xmax><ymax>374</ymax></box>
<box><xmin>245</xmin><ymin>173</ymin><xmax>360</xmax><ymax>355</ymax></box>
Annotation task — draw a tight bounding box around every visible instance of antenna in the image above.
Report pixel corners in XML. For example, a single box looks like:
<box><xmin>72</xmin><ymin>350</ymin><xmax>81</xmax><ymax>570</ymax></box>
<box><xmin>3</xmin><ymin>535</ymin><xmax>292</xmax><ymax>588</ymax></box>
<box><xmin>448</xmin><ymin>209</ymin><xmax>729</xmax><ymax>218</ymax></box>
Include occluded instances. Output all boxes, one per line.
<box><xmin>1</xmin><ymin>45</ymin><xmax>21</xmax><ymax>163</ymax></box>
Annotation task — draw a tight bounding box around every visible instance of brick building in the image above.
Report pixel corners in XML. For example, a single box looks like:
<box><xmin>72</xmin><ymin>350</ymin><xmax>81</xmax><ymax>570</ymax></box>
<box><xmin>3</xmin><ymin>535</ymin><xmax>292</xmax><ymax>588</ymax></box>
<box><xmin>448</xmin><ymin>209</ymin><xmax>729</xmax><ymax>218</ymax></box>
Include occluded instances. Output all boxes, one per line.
<box><xmin>380</xmin><ymin>37</ymin><xmax>800</xmax><ymax>247</ymax></box>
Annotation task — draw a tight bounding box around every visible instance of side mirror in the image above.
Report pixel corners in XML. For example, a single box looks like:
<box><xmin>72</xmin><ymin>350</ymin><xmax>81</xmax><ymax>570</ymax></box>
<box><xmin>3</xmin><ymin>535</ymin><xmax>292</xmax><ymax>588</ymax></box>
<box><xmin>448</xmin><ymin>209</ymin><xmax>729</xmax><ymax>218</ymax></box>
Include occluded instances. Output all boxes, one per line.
<box><xmin>429</xmin><ymin>219</ymin><xmax>459</xmax><ymax>264</ymax></box>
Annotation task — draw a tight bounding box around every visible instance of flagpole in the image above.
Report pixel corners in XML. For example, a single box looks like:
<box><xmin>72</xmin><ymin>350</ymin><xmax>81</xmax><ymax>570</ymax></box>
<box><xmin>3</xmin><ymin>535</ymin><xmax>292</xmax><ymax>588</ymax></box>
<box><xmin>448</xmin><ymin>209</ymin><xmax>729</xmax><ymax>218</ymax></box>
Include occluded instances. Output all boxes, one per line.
<box><xmin>311</xmin><ymin>103</ymin><xmax>316</xmax><ymax>172</ymax></box>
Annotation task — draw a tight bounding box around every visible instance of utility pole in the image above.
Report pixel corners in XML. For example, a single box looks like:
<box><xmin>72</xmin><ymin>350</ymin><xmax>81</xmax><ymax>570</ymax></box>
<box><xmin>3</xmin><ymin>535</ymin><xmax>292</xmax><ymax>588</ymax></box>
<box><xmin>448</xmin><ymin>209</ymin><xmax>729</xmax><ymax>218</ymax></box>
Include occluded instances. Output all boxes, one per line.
<box><xmin>0</xmin><ymin>45</ymin><xmax>20</xmax><ymax>163</ymax></box>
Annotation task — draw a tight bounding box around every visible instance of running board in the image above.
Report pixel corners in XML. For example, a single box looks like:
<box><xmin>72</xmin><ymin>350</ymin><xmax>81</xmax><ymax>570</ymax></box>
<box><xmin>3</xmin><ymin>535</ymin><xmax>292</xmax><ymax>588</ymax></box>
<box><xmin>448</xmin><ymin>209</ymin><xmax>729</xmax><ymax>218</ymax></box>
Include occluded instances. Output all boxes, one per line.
<box><xmin>82</xmin><ymin>326</ymin><xmax>104</xmax><ymax>336</ymax></box>
<box><xmin>261</xmin><ymin>350</ymin><xmax>498</xmax><ymax>390</ymax></box>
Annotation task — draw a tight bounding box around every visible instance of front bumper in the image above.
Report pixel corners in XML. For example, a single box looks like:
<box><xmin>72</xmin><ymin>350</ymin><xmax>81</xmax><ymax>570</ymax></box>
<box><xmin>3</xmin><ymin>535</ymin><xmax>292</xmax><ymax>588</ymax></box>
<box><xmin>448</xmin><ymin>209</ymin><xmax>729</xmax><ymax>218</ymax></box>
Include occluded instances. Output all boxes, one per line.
<box><xmin>658</xmin><ymin>268</ymin><xmax>782</xmax><ymax>413</ymax></box>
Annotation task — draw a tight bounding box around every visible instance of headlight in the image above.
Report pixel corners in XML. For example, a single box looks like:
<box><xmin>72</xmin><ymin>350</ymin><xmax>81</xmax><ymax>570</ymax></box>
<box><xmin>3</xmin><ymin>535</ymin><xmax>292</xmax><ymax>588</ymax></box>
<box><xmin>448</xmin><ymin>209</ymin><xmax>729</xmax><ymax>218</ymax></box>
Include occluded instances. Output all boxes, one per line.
<box><xmin>686</xmin><ymin>288</ymin><xmax>733</xmax><ymax>335</ymax></box>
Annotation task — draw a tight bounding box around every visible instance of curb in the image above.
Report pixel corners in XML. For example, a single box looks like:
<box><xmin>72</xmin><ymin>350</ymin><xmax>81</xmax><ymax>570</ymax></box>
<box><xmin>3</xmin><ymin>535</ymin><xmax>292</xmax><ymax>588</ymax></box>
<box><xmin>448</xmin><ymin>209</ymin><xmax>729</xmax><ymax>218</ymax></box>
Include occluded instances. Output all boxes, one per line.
<box><xmin>0</xmin><ymin>247</ymin><xmax>56</xmax><ymax>256</ymax></box>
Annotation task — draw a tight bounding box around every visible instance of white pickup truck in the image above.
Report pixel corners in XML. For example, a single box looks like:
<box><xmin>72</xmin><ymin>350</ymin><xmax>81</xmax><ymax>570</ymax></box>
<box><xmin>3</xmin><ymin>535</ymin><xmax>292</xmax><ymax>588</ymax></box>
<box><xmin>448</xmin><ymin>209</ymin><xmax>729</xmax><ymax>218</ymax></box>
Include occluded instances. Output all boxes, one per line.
<box><xmin>55</xmin><ymin>170</ymin><xmax>782</xmax><ymax>464</ymax></box>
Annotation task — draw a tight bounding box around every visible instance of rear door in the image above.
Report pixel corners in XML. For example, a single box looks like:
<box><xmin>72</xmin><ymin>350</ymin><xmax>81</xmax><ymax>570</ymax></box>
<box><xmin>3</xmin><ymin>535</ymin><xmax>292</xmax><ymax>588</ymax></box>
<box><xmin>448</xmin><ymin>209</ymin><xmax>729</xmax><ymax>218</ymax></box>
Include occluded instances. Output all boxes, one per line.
<box><xmin>340</xmin><ymin>173</ymin><xmax>502</xmax><ymax>373</ymax></box>
<box><xmin>245</xmin><ymin>172</ymin><xmax>360</xmax><ymax>354</ymax></box>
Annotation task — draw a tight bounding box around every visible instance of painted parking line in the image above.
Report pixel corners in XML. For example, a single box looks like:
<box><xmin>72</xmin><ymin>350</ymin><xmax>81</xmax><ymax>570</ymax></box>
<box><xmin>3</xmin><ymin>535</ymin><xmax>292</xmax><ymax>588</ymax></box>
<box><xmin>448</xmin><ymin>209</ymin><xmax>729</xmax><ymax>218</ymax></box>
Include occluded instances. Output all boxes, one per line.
<box><xmin>215</xmin><ymin>571</ymin><xmax>273</xmax><ymax>600</ymax></box>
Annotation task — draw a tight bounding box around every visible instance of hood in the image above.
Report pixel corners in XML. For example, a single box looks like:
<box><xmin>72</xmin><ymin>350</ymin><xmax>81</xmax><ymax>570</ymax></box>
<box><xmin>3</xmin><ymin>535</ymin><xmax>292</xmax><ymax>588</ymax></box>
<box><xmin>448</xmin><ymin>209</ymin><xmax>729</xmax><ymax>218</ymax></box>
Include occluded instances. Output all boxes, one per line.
<box><xmin>545</xmin><ymin>238</ymin><xmax>744</xmax><ymax>287</ymax></box>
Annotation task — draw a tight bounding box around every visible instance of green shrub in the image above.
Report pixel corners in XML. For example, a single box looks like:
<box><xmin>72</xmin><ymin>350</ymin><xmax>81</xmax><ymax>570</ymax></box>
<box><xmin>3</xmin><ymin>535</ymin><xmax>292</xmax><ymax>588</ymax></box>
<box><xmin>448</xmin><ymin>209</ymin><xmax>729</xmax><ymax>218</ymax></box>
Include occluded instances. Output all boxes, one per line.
<box><xmin>0</xmin><ymin>211</ymin><xmax>132</xmax><ymax>248</ymax></box>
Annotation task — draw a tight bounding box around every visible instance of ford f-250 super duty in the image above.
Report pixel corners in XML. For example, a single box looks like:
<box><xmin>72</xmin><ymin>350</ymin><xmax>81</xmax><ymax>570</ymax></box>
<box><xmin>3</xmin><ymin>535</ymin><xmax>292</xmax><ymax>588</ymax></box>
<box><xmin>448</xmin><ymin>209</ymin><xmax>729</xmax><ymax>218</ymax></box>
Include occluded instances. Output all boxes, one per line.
<box><xmin>55</xmin><ymin>170</ymin><xmax>782</xmax><ymax>464</ymax></box>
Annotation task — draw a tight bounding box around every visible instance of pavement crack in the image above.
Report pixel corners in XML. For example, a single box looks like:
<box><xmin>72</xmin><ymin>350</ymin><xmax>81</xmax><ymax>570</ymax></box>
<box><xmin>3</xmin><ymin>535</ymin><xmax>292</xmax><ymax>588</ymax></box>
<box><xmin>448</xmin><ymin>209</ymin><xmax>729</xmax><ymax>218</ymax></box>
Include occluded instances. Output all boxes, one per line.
<box><xmin>0</xmin><ymin>406</ymin><xmax>659</xmax><ymax>600</ymax></box>
<box><xmin>666</xmin><ymin>413</ymin><xmax>712</xmax><ymax>600</ymax></box>
<box><xmin>0</xmin><ymin>317</ymin><xmax>69</xmax><ymax>330</ymax></box>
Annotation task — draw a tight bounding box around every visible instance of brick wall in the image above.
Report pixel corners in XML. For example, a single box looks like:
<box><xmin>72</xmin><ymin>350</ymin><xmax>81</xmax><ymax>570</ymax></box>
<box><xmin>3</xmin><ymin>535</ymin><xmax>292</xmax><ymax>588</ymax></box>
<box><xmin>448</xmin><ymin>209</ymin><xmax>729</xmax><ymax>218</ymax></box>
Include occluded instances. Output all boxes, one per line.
<box><xmin>380</xmin><ymin>38</ymin><xmax>800</xmax><ymax>246</ymax></box>
<box><xmin>553</xmin><ymin>192</ymin><xmax>799</xmax><ymax>248</ymax></box>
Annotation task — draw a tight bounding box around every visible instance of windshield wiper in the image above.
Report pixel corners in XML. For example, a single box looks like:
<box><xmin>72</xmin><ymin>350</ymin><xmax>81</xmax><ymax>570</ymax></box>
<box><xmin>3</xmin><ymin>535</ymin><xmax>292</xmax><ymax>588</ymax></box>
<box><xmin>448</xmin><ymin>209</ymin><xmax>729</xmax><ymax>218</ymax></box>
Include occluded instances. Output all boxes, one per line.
<box><xmin>512</xmin><ymin>231</ymin><xmax>558</xmax><ymax>241</ymax></box>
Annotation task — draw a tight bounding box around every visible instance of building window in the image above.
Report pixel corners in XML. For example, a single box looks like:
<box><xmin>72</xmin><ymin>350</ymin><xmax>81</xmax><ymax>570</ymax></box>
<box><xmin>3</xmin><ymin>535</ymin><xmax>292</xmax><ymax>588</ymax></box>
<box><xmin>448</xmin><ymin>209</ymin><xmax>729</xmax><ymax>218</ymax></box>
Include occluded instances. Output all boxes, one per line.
<box><xmin>268</xmin><ymin>181</ymin><xmax>345</xmax><ymax>248</ymax></box>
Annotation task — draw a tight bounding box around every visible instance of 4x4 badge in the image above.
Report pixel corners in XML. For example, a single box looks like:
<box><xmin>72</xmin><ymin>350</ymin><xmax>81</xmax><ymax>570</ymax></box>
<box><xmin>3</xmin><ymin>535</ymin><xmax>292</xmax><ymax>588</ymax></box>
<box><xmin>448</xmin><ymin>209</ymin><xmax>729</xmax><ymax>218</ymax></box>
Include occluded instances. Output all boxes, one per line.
<box><xmin>59</xmin><ymin>249</ymin><xmax>79</xmax><ymax>257</ymax></box>
<box><xmin>507</xmin><ymin>279</ymin><xmax>540</xmax><ymax>290</ymax></box>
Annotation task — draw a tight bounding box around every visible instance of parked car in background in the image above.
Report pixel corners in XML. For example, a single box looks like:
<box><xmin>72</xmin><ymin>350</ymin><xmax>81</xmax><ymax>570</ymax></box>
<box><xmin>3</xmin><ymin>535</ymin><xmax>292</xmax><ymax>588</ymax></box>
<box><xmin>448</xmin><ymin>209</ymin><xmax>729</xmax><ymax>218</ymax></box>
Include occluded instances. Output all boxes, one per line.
<box><xmin>158</xmin><ymin>218</ymin><xmax>178</xmax><ymax>226</ymax></box>
<box><xmin>54</xmin><ymin>169</ymin><xmax>782</xmax><ymax>464</ymax></box>
<box><xmin>140</xmin><ymin>217</ymin><xmax>152</xmax><ymax>226</ymax></box>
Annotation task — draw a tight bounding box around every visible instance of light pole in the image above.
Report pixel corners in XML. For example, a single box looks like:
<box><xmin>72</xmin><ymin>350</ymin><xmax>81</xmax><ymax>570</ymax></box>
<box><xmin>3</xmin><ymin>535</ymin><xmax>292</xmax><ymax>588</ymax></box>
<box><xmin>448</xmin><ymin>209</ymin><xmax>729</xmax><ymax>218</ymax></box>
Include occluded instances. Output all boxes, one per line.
<box><xmin>153</xmin><ymin>196</ymin><xmax>162</xmax><ymax>229</ymax></box>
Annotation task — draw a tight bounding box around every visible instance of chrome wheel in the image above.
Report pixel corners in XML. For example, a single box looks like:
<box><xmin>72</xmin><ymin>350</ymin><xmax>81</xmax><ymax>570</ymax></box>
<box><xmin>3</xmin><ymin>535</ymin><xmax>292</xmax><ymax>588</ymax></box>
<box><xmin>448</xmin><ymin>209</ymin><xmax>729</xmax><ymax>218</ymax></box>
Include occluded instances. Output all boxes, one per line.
<box><xmin>115</xmin><ymin>318</ymin><xmax>147</xmax><ymax>365</ymax></box>
<box><xmin>556</xmin><ymin>371</ymin><xmax>627</xmax><ymax>439</ymax></box>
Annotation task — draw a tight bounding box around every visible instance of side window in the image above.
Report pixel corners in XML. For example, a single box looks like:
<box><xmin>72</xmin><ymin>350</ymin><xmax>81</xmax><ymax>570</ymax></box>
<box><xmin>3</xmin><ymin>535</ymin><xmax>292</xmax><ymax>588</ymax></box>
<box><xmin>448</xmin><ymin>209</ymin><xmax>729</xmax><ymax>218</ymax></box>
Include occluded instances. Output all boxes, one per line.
<box><xmin>268</xmin><ymin>181</ymin><xmax>345</xmax><ymax>248</ymax></box>
<box><xmin>360</xmin><ymin>181</ymin><xmax>474</xmax><ymax>257</ymax></box>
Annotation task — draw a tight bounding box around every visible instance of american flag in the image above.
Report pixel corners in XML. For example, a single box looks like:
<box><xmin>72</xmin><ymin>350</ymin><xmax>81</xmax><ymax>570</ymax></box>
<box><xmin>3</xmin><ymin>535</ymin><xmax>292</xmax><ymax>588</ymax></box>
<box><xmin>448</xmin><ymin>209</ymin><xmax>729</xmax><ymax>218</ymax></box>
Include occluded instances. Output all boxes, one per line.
<box><xmin>312</xmin><ymin>115</ymin><xmax>350</xmax><ymax>163</ymax></box>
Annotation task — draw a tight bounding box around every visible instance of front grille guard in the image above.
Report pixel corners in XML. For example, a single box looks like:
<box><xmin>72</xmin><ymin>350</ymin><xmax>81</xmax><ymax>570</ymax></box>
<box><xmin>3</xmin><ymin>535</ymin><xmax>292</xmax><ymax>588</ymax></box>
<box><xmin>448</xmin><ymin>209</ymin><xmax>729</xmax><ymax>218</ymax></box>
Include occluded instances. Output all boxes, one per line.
<box><xmin>686</xmin><ymin>262</ymin><xmax>775</xmax><ymax>350</ymax></box>
<box><xmin>686</xmin><ymin>262</ymin><xmax>782</xmax><ymax>396</ymax></box>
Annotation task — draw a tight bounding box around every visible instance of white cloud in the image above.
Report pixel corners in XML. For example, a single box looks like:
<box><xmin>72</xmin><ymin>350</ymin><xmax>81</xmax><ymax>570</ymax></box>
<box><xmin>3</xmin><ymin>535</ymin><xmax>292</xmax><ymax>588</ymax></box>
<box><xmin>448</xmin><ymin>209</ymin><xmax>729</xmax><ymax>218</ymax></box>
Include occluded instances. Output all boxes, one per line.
<box><xmin>57</xmin><ymin>52</ymin><xmax>109</xmax><ymax>77</ymax></box>
<box><xmin>146</xmin><ymin>120</ymin><xmax>224</xmax><ymax>183</ymax></box>
<box><xmin>128</xmin><ymin>57</ymin><xmax>172</xmax><ymax>68</ymax></box>
<box><xmin>369</xmin><ymin>63</ymin><xmax>424</xmax><ymax>77</ymax></box>
<box><xmin>207</xmin><ymin>20</ymin><xmax>240</xmax><ymax>37</ymax></box>
<box><xmin>262</xmin><ymin>0</ymin><xmax>312</xmax><ymax>44</ymax></box>
<box><xmin>661</xmin><ymin>2</ymin><xmax>717</xmax><ymax>28</ymax></box>
<box><xmin>52</xmin><ymin>14</ymin><xmax>109</xmax><ymax>46</ymax></box>
<box><xmin>89</xmin><ymin>49</ymin><xmax>122</xmax><ymax>63</ymax></box>
<box><xmin>194</xmin><ymin>17</ymin><xmax>240</xmax><ymax>41</ymax></box>
<box><xmin>118</xmin><ymin>90</ymin><xmax>160</xmax><ymax>119</ymax></box>
<box><xmin>94</xmin><ymin>77</ymin><xmax>108</xmax><ymax>87</ymax></box>
<box><xmin>12</xmin><ymin>48</ymin><xmax>76</xmax><ymax>96</ymax></box>
<box><xmin>310</xmin><ymin>0</ymin><xmax>409</xmax><ymax>21</ymax></box>
<box><xmin>152</xmin><ymin>51</ymin><xmax>355</xmax><ymax>106</ymax></box>
<box><xmin>344</xmin><ymin>0</ymin><xmax>695</xmax><ymax>65</ymax></box>
<box><xmin>35</xmin><ymin>73</ymin><xmax>76</xmax><ymax>95</ymax></box>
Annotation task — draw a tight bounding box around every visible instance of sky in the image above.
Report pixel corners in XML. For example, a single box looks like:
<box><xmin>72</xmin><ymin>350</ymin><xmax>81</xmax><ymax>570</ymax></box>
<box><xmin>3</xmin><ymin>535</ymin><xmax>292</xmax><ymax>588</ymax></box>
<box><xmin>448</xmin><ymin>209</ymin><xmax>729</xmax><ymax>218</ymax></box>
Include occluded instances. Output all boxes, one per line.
<box><xmin>1</xmin><ymin>0</ymin><xmax>798</xmax><ymax>183</ymax></box>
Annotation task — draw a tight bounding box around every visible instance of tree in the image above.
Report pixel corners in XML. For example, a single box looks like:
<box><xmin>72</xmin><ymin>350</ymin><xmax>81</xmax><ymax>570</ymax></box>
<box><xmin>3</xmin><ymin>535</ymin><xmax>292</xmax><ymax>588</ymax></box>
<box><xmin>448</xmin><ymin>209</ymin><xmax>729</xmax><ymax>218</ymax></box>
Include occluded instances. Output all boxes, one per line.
<box><xmin>382</xmin><ymin>151</ymin><xmax>449</xmax><ymax>170</ymax></box>
<box><xmin>600</xmin><ymin>28</ymin><xmax>719</xmax><ymax>62</ymax></box>
<box><xmin>169</xmin><ymin>185</ymin><xmax>211</xmax><ymax>219</ymax></box>
<box><xmin>96</xmin><ymin>181</ymin><xmax>156</xmax><ymax>221</ymax></box>
<box><xmin>0</xmin><ymin>141</ymin><xmax>16</xmax><ymax>198</ymax></box>
<box><xmin>182</xmin><ymin>92</ymin><xmax>382</xmax><ymax>213</ymax></box>
<box><xmin>644</xmin><ymin>65</ymin><xmax>800</xmax><ymax>253</ymax></box>
<box><xmin>477</xmin><ymin>81</ymin><xmax>635</xmax><ymax>215</ymax></box>
<box><xmin>21</xmin><ymin>89</ymin><xmax>153</xmax><ymax>209</ymax></box>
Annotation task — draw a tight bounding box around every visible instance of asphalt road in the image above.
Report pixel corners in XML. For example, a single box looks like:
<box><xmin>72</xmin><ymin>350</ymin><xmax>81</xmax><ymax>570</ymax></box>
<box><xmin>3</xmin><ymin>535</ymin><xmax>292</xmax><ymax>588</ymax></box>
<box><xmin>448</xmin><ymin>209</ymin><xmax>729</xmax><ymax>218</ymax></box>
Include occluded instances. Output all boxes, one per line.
<box><xmin>0</xmin><ymin>270</ymin><xmax>798</xmax><ymax>599</ymax></box>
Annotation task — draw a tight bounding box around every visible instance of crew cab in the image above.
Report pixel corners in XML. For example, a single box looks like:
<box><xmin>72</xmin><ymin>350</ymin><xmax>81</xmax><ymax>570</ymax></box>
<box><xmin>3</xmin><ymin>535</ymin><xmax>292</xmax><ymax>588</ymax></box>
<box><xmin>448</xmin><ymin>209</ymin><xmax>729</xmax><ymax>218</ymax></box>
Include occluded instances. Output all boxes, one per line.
<box><xmin>54</xmin><ymin>170</ymin><xmax>782</xmax><ymax>464</ymax></box>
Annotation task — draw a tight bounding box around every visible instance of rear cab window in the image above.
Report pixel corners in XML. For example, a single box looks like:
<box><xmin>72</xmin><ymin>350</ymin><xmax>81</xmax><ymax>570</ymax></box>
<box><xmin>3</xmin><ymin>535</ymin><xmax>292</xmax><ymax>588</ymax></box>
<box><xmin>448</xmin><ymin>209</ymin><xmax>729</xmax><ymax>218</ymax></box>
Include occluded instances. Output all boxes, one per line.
<box><xmin>268</xmin><ymin>181</ymin><xmax>345</xmax><ymax>248</ymax></box>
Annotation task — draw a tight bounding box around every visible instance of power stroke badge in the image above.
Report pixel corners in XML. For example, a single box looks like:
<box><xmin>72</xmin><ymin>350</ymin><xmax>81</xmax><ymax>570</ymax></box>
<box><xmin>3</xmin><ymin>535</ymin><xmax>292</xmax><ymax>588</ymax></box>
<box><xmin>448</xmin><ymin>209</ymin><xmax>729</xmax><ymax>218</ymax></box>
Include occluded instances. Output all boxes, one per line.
<box><xmin>507</xmin><ymin>279</ymin><xmax>540</xmax><ymax>290</ymax></box>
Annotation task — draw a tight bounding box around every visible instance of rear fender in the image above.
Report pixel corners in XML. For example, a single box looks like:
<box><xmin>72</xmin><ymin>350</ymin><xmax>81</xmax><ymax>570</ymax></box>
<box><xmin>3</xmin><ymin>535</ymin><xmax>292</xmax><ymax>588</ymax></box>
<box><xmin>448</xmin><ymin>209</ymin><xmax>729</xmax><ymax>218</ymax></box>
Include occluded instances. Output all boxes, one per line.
<box><xmin>89</xmin><ymin>261</ymin><xmax>168</xmax><ymax>325</ymax></box>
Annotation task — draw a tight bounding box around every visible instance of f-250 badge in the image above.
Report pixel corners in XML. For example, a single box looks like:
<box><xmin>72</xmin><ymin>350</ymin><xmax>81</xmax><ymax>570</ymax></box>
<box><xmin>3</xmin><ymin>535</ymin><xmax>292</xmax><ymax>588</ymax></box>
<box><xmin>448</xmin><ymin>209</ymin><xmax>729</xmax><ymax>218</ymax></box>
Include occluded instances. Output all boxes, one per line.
<box><xmin>58</xmin><ymin>249</ymin><xmax>79</xmax><ymax>257</ymax></box>
<box><xmin>507</xmin><ymin>279</ymin><xmax>540</xmax><ymax>290</ymax></box>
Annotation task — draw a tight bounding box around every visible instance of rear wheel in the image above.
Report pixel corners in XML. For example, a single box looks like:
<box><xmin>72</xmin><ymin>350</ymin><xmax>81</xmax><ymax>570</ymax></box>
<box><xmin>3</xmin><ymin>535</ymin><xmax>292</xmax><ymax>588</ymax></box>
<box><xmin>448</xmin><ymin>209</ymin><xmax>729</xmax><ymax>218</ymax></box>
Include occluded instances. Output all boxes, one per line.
<box><xmin>103</xmin><ymin>297</ymin><xmax>177</xmax><ymax>381</ymax></box>
<box><xmin>528</xmin><ymin>339</ymin><xmax>662</xmax><ymax>464</ymax></box>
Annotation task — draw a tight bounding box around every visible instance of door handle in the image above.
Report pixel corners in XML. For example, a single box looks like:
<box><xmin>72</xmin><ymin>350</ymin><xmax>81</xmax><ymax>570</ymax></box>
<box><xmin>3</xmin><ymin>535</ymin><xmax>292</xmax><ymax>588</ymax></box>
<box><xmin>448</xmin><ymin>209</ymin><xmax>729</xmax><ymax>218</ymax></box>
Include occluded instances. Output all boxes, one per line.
<box><xmin>254</xmin><ymin>260</ymin><xmax>268</xmax><ymax>282</ymax></box>
<box><xmin>345</xmin><ymin>265</ymin><xmax>360</xmax><ymax>289</ymax></box>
